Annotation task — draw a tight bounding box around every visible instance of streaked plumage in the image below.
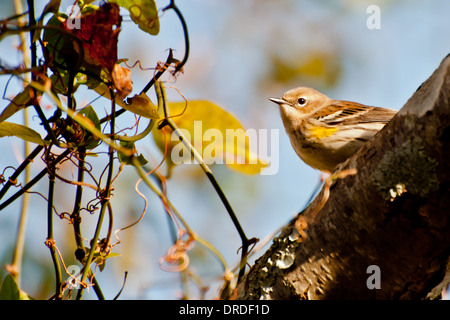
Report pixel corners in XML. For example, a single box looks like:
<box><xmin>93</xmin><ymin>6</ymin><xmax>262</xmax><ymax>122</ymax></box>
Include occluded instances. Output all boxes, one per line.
<box><xmin>270</xmin><ymin>87</ymin><xmax>397</xmax><ymax>171</ymax></box>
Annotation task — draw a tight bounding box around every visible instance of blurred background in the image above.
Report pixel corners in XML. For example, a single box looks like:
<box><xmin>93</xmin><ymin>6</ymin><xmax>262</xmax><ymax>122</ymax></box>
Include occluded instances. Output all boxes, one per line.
<box><xmin>0</xmin><ymin>0</ymin><xmax>449</xmax><ymax>299</ymax></box>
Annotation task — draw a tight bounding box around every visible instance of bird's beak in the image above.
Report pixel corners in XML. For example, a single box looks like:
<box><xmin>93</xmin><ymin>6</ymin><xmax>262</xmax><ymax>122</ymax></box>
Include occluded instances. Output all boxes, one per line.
<box><xmin>269</xmin><ymin>97</ymin><xmax>286</xmax><ymax>106</ymax></box>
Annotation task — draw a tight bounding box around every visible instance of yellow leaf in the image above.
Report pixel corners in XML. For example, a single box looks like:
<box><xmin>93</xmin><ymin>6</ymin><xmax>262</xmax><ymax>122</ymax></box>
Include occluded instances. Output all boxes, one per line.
<box><xmin>109</xmin><ymin>0</ymin><xmax>160</xmax><ymax>35</ymax></box>
<box><xmin>94</xmin><ymin>84</ymin><xmax>159</xmax><ymax>119</ymax></box>
<box><xmin>124</xmin><ymin>92</ymin><xmax>159</xmax><ymax>119</ymax></box>
<box><xmin>0</xmin><ymin>122</ymin><xmax>45</xmax><ymax>146</ymax></box>
<box><xmin>269</xmin><ymin>51</ymin><xmax>341</xmax><ymax>87</ymax></box>
<box><xmin>153</xmin><ymin>100</ymin><xmax>268</xmax><ymax>175</ymax></box>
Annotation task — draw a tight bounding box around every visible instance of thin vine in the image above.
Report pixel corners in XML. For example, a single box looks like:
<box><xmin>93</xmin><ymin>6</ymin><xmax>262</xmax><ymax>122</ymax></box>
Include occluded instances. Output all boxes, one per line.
<box><xmin>0</xmin><ymin>0</ymin><xmax>256</xmax><ymax>300</ymax></box>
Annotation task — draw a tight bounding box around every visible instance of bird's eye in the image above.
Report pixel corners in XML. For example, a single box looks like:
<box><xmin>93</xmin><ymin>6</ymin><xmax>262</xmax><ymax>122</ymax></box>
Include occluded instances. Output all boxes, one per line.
<box><xmin>298</xmin><ymin>97</ymin><xmax>307</xmax><ymax>106</ymax></box>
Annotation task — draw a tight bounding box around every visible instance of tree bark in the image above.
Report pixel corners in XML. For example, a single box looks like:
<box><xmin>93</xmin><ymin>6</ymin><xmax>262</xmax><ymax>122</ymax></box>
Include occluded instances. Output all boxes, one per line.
<box><xmin>234</xmin><ymin>54</ymin><xmax>450</xmax><ymax>300</ymax></box>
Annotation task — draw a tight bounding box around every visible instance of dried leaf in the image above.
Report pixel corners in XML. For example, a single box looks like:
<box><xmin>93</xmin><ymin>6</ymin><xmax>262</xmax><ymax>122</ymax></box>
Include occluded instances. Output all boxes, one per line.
<box><xmin>66</xmin><ymin>2</ymin><xmax>122</xmax><ymax>72</ymax></box>
<box><xmin>112</xmin><ymin>64</ymin><xmax>132</xmax><ymax>100</ymax></box>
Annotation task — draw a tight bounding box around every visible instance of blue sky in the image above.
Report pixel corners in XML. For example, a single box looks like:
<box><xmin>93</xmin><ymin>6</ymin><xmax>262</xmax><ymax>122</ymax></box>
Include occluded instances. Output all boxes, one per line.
<box><xmin>0</xmin><ymin>0</ymin><xmax>449</xmax><ymax>299</ymax></box>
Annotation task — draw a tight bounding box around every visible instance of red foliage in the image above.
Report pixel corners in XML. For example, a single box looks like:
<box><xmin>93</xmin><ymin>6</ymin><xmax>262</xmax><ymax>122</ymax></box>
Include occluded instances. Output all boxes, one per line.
<box><xmin>66</xmin><ymin>3</ymin><xmax>122</xmax><ymax>72</ymax></box>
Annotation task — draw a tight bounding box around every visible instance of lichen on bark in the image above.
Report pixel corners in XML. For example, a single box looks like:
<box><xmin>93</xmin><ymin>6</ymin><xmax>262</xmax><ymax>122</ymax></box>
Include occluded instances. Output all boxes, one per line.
<box><xmin>372</xmin><ymin>136</ymin><xmax>439</xmax><ymax>201</ymax></box>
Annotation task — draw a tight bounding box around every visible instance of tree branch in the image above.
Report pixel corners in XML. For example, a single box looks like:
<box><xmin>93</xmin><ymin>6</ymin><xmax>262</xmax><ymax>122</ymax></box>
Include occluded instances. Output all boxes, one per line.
<box><xmin>234</xmin><ymin>54</ymin><xmax>450</xmax><ymax>300</ymax></box>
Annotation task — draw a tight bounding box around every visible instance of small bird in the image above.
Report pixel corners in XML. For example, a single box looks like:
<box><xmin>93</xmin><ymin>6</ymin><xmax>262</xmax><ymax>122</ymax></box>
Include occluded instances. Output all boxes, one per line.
<box><xmin>269</xmin><ymin>87</ymin><xmax>397</xmax><ymax>172</ymax></box>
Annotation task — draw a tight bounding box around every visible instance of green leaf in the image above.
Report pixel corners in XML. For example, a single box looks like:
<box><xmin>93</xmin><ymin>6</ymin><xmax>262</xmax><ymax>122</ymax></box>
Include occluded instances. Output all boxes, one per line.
<box><xmin>0</xmin><ymin>122</ymin><xmax>45</xmax><ymax>146</ymax></box>
<box><xmin>118</xmin><ymin>141</ymin><xmax>148</xmax><ymax>166</ymax></box>
<box><xmin>43</xmin><ymin>14</ymin><xmax>76</xmax><ymax>69</ymax></box>
<box><xmin>93</xmin><ymin>252</ymin><xmax>120</xmax><ymax>272</ymax></box>
<box><xmin>109</xmin><ymin>0</ymin><xmax>159</xmax><ymax>35</ymax></box>
<box><xmin>0</xmin><ymin>274</ymin><xmax>33</xmax><ymax>300</ymax></box>
<box><xmin>32</xmin><ymin>0</ymin><xmax>62</xmax><ymax>43</ymax></box>
<box><xmin>0</xmin><ymin>86</ymin><xmax>32</xmax><ymax>123</ymax></box>
<box><xmin>0</xmin><ymin>274</ymin><xmax>20</xmax><ymax>300</ymax></box>
<box><xmin>41</xmin><ymin>0</ymin><xmax>62</xmax><ymax>17</ymax></box>
<box><xmin>77</xmin><ymin>105</ymin><xmax>101</xmax><ymax>149</ymax></box>
<box><xmin>50</xmin><ymin>70</ymin><xmax>71</xmax><ymax>95</ymax></box>
<box><xmin>79</xmin><ymin>1</ymin><xmax>98</xmax><ymax>11</ymax></box>
<box><xmin>77</xmin><ymin>105</ymin><xmax>100</xmax><ymax>130</ymax></box>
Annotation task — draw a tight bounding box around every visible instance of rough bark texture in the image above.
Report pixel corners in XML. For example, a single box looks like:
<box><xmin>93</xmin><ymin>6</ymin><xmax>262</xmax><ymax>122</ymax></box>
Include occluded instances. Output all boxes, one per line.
<box><xmin>235</xmin><ymin>54</ymin><xmax>450</xmax><ymax>300</ymax></box>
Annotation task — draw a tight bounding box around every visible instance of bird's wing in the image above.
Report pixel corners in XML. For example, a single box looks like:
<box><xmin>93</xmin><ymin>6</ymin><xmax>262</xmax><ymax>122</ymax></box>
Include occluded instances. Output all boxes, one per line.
<box><xmin>314</xmin><ymin>101</ymin><xmax>397</xmax><ymax>126</ymax></box>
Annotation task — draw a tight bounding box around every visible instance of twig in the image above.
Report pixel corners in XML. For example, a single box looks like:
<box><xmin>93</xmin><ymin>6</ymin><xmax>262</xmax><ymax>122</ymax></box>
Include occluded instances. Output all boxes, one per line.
<box><xmin>0</xmin><ymin>145</ymin><xmax>43</xmax><ymax>201</ymax></box>
<box><xmin>156</xmin><ymin>82</ymin><xmax>251</xmax><ymax>280</ymax></box>
<box><xmin>71</xmin><ymin>149</ymin><xmax>85</xmax><ymax>250</ymax></box>
<box><xmin>46</xmin><ymin>159</ymin><xmax>62</xmax><ymax>299</ymax></box>
<box><xmin>0</xmin><ymin>149</ymin><xmax>72</xmax><ymax>211</ymax></box>
<box><xmin>164</xmin><ymin>0</ymin><xmax>190</xmax><ymax>74</ymax></box>
<box><xmin>76</xmin><ymin>91</ymin><xmax>117</xmax><ymax>300</ymax></box>
<box><xmin>8</xmin><ymin>0</ymin><xmax>32</xmax><ymax>286</ymax></box>
<box><xmin>23</xmin><ymin>0</ymin><xmax>61</xmax><ymax>147</ymax></box>
<box><xmin>113</xmin><ymin>0</ymin><xmax>190</xmax><ymax>119</ymax></box>
<box><xmin>113</xmin><ymin>116</ymin><xmax>158</xmax><ymax>142</ymax></box>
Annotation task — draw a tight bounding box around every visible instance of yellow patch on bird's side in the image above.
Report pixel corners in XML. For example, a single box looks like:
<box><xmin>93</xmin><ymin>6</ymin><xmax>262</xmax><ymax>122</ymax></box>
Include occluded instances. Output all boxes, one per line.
<box><xmin>309</xmin><ymin>126</ymin><xmax>338</xmax><ymax>139</ymax></box>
